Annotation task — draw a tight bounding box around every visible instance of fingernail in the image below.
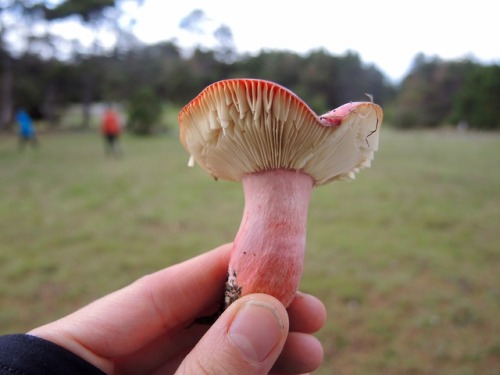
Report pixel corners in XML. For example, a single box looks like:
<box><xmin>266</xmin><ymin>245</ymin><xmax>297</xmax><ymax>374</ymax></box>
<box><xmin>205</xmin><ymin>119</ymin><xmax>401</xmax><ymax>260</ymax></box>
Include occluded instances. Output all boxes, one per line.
<box><xmin>229</xmin><ymin>300</ymin><xmax>284</xmax><ymax>362</ymax></box>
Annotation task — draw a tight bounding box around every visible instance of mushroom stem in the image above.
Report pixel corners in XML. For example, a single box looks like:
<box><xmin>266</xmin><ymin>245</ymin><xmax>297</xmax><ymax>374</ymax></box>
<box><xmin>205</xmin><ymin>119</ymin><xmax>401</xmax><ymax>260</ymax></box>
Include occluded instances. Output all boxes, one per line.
<box><xmin>225</xmin><ymin>169</ymin><xmax>314</xmax><ymax>308</ymax></box>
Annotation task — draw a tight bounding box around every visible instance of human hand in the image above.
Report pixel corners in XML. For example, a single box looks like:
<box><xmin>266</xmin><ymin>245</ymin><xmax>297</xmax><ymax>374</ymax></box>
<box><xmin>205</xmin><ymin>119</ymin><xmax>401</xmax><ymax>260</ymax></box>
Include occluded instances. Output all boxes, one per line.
<box><xmin>29</xmin><ymin>243</ymin><xmax>326</xmax><ymax>375</ymax></box>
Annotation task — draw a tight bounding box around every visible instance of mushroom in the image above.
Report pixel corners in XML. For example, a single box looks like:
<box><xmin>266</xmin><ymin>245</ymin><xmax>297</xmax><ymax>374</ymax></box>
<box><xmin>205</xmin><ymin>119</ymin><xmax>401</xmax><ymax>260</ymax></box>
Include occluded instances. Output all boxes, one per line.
<box><xmin>178</xmin><ymin>79</ymin><xmax>383</xmax><ymax>309</ymax></box>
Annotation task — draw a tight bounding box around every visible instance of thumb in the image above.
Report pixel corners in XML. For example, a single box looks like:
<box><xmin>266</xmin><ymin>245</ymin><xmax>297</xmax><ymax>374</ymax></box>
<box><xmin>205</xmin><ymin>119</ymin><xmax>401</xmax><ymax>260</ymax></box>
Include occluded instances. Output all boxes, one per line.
<box><xmin>176</xmin><ymin>294</ymin><xmax>289</xmax><ymax>375</ymax></box>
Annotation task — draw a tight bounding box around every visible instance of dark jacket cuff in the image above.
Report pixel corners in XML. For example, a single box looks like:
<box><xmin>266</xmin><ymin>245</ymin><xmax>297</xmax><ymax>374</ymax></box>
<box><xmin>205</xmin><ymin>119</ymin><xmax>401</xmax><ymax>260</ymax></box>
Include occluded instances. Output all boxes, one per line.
<box><xmin>0</xmin><ymin>334</ymin><xmax>105</xmax><ymax>375</ymax></box>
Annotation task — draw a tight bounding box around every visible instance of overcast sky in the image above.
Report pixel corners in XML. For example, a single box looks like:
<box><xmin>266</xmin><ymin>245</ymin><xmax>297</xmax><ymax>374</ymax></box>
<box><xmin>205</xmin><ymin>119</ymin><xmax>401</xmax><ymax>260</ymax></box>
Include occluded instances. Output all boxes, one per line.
<box><xmin>123</xmin><ymin>0</ymin><xmax>498</xmax><ymax>83</ymax></box>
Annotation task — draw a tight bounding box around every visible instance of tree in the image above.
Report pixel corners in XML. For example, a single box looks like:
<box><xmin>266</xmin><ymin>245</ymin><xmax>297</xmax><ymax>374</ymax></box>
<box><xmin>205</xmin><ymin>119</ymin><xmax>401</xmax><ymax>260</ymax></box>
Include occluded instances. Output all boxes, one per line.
<box><xmin>126</xmin><ymin>87</ymin><xmax>162</xmax><ymax>135</ymax></box>
<box><xmin>297</xmin><ymin>50</ymin><xmax>389</xmax><ymax>114</ymax></box>
<box><xmin>0</xmin><ymin>0</ymin><xmax>47</xmax><ymax>128</ymax></box>
<box><xmin>42</xmin><ymin>0</ymin><xmax>142</xmax><ymax>128</ymax></box>
<box><xmin>394</xmin><ymin>54</ymin><xmax>477</xmax><ymax>128</ymax></box>
<box><xmin>213</xmin><ymin>24</ymin><xmax>236</xmax><ymax>63</ymax></box>
<box><xmin>179</xmin><ymin>9</ymin><xmax>207</xmax><ymax>34</ymax></box>
<box><xmin>451</xmin><ymin>64</ymin><xmax>500</xmax><ymax>129</ymax></box>
<box><xmin>43</xmin><ymin>0</ymin><xmax>116</xmax><ymax>22</ymax></box>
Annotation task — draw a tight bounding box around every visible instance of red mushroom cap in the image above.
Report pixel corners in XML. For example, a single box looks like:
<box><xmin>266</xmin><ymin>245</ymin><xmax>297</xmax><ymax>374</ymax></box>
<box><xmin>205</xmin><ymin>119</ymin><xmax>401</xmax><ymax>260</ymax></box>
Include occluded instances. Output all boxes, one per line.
<box><xmin>178</xmin><ymin>79</ymin><xmax>383</xmax><ymax>185</ymax></box>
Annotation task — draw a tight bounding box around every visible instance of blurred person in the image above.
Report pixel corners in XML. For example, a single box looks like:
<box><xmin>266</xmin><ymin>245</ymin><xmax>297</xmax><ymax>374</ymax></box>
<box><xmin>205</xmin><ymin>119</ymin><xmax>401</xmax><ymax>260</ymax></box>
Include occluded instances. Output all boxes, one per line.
<box><xmin>0</xmin><ymin>243</ymin><xmax>326</xmax><ymax>375</ymax></box>
<box><xmin>16</xmin><ymin>109</ymin><xmax>38</xmax><ymax>150</ymax></box>
<box><xmin>101</xmin><ymin>106</ymin><xmax>122</xmax><ymax>156</ymax></box>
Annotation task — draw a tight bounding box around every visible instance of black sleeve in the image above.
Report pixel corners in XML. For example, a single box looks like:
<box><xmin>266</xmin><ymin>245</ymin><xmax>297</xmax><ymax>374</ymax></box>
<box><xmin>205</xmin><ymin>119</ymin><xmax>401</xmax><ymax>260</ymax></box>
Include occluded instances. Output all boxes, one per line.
<box><xmin>0</xmin><ymin>334</ymin><xmax>105</xmax><ymax>375</ymax></box>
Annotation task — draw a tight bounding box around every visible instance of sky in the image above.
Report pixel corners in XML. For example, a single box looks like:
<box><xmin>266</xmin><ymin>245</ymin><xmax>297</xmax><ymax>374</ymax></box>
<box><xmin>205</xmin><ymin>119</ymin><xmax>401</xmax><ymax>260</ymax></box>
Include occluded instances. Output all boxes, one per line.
<box><xmin>122</xmin><ymin>0</ymin><xmax>499</xmax><ymax>83</ymax></box>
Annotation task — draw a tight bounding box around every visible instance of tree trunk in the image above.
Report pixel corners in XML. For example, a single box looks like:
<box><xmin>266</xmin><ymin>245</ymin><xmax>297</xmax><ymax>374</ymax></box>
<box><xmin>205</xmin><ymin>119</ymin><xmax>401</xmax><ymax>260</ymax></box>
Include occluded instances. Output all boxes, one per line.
<box><xmin>42</xmin><ymin>84</ymin><xmax>57</xmax><ymax>127</ymax></box>
<box><xmin>81</xmin><ymin>73</ymin><xmax>92</xmax><ymax>129</ymax></box>
<box><xmin>0</xmin><ymin>54</ymin><xmax>13</xmax><ymax>129</ymax></box>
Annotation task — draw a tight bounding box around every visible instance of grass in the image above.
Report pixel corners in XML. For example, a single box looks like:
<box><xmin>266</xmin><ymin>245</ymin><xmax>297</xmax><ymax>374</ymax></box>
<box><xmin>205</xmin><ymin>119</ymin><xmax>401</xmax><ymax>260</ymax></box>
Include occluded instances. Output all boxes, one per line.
<box><xmin>1</xmin><ymin>128</ymin><xmax>499</xmax><ymax>374</ymax></box>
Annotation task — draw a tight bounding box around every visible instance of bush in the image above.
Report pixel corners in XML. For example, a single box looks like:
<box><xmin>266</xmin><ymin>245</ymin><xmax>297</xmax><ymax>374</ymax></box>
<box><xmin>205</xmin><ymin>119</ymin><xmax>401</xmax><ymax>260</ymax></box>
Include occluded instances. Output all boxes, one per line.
<box><xmin>126</xmin><ymin>89</ymin><xmax>162</xmax><ymax>135</ymax></box>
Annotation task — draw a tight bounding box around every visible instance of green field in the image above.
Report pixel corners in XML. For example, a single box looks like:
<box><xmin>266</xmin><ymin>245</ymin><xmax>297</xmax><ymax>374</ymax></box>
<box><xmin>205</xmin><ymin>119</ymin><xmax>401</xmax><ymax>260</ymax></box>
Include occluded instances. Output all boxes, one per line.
<box><xmin>1</xmin><ymin>128</ymin><xmax>499</xmax><ymax>374</ymax></box>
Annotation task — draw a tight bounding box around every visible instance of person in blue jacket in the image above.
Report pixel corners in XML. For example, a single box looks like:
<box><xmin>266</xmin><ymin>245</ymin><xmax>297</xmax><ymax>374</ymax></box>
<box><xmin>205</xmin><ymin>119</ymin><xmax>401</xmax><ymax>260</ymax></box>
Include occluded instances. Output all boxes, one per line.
<box><xmin>16</xmin><ymin>109</ymin><xmax>38</xmax><ymax>150</ymax></box>
<box><xmin>0</xmin><ymin>243</ymin><xmax>326</xmax><ymax>375</ymax></box>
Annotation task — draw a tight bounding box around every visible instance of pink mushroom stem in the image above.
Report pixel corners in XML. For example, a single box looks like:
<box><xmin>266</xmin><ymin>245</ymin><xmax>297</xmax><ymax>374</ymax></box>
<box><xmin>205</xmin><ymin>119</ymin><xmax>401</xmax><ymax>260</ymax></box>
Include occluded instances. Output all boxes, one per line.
<box><xmin>225</xmin><ymin>169</ymin><xmax>314</xmax><ymax>308</ymax></box>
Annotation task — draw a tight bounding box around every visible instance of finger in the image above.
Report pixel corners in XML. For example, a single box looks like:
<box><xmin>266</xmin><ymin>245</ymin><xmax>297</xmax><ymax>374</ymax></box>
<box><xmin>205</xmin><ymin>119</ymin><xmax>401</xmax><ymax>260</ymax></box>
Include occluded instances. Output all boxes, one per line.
<box><xmin>272</xmin><ymin>332</ymin><xmax>323</xmax><ymax>374</ymax></box>
<box><xmin>114</xmin><ymin>324</ymin><xmax>209</xmax><ymax>375</ymax></box>
<box><xmin>30</xmin><ymin>243</ymin><xmax>232</xmax><ymax>371</ymax></box>
<box><xmin>287</xmin><ymin>291</ymin><xmax>327</xmax><ymax>333</ymax></box>
<box><xmin>175</xmin><ymin>294</ymin><xmax>289</xmax><ymax>375</ymax></box>
<box><xmin>117</xmin><ymin>292</ymin><xmax>327</xmax><ymax>375</ymax></box>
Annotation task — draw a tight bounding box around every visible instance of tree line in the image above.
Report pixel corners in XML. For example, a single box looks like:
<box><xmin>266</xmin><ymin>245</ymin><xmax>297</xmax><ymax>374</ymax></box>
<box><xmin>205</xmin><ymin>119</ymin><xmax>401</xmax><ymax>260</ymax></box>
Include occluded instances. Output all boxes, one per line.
<box><xmin>1</xmin><ymin>1</ymin><xmax>499</xmax><ymax>133</ymax></box>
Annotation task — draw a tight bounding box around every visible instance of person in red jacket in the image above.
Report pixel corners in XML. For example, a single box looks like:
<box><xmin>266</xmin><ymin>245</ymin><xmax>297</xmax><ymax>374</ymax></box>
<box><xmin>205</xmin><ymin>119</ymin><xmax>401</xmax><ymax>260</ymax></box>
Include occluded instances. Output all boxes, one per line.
<box><xmin>101</xmin><ymin>107</ymin><xmax>122</xmax><ymax>156</ymax></box>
